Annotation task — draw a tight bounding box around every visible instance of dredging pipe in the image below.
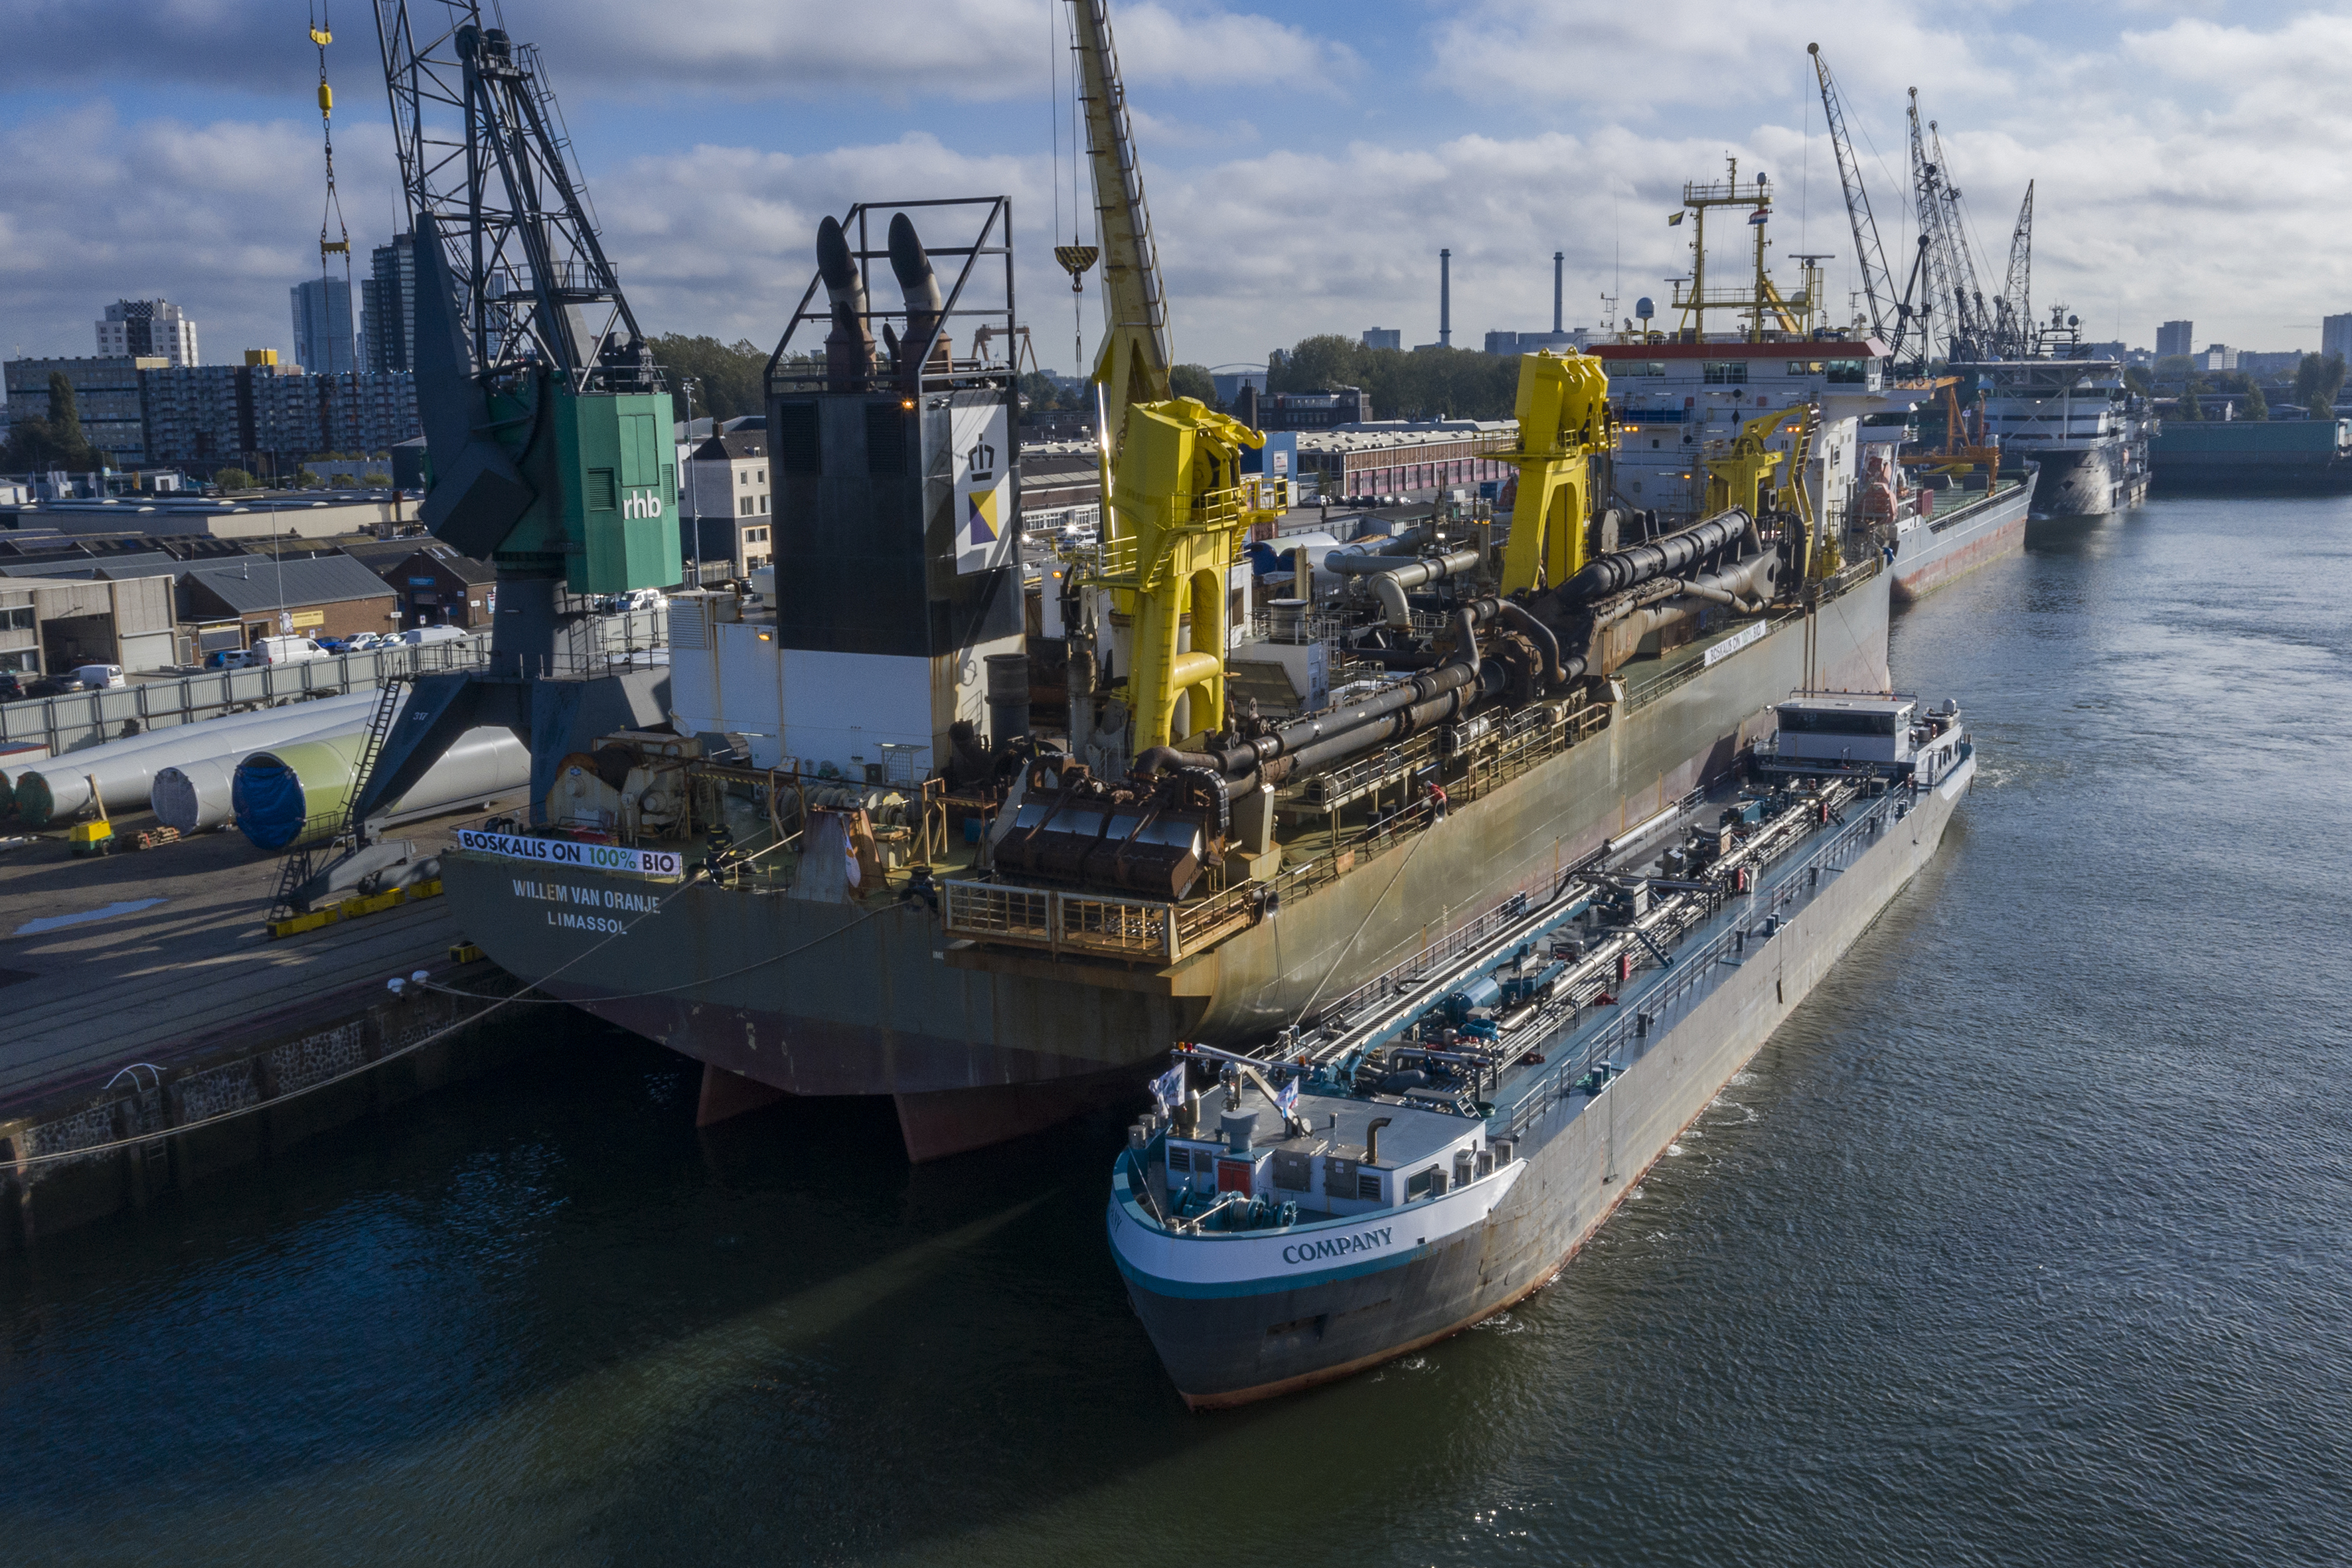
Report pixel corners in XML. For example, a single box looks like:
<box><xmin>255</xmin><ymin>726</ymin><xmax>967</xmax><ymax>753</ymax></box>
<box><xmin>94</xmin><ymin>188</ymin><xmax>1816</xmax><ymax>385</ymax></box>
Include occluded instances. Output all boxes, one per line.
<box><xmin>1137</xmin><ymin>606</ymin><xmax>1488</xmax><ymax>782</ymax></box>
<box><xmin>1326</xmin><ymin>546</ymin><xmax>1483</xmax><ymax>628</ymax></box>
<box><xmin>1555</xmin><ymin>508</ymin><xmax>1751</xmax><ymax>606</ymax></box>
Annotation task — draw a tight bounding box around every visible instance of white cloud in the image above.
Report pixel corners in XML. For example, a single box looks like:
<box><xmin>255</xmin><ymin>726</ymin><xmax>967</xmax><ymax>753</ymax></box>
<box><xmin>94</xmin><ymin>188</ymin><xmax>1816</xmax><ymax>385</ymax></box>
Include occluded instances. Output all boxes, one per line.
<box><xmin>0</xmin><ymin>0</ymin><xmax>1350</xmax><ymax>100</ymax></box>
<box><xmin>1427</xmin><ymin>0</ymin><xmax>2003</xmax><ymax>112</ymax></box>
<box><xmin>0</xmin><ymin>104</ymin><xmax>402</xmax><ymax>363</ymax></box>
<box><xmin>9</xmin><ymin>2</ymin><xmax>2352</xmax><ymax>380</ymax></box>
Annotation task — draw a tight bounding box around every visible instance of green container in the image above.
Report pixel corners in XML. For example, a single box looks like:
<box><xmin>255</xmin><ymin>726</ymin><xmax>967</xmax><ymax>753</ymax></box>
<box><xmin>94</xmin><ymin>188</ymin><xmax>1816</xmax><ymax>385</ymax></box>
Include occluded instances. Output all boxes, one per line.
<box><xmin>558</xmin><ymin>389</ymin><xmax>682</xmax><ymax>596</ymax></box>
<box><xmin>464</xmin><ymin>379</ymin><xmax>684</xmax><ymax>596</ymax></box>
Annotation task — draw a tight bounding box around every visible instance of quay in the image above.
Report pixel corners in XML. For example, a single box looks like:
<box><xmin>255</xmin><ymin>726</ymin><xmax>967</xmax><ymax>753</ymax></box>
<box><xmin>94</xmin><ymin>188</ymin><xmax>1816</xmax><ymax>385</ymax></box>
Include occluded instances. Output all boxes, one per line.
<box><xmin>0</xmin><ymin>802</ymin><xmax>543</xmax><ymax>1246</ymax></box>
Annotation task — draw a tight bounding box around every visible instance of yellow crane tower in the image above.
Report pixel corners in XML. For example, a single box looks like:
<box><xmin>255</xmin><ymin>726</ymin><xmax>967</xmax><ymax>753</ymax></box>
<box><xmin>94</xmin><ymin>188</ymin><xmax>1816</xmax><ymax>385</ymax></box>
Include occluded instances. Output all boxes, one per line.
<box><xmin>1496</xmin><ymin>352</ymin><xmax>1614</xmax><ymax>595</ymax></box>
<box><xmin>1066</xmin><ymin>0</ymin><xmax>1276</xmax><ymax>753</ymax></box>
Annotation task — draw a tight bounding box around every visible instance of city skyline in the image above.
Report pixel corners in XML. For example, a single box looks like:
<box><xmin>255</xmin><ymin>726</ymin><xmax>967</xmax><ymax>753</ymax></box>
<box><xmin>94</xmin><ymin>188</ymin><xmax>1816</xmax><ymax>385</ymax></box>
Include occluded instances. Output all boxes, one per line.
<box><xmin>0</xmin><ymin>0</ymin><xmax>2345</xmax><ymax>373</ymax></box>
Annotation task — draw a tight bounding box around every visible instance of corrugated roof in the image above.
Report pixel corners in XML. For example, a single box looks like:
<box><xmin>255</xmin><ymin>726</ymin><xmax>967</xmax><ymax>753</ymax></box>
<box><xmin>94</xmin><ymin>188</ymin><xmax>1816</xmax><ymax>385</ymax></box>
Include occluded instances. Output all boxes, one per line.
<box><xmin>183</xmin><ymin>552</ymin><xmax>396</xmax><ymax>612</ymax></box>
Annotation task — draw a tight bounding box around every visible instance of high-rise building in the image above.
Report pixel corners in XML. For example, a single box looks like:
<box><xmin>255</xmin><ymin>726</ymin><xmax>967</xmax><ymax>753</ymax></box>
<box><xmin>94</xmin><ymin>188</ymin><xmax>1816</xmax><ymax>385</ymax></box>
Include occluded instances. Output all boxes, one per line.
<box><xmin>139</xmin><ymin>364</ymin><xmax>420</xmax><ymax>473</ymax></box>
<box><xmin>360</xmin><ymin>233</ymin><xmax>418</xmax><ymax>375</ymax></box>
<box><xmin>3</xmin><ymin>356</ymin><xmax>157</xmax><ymax>467</ymax></box>
<box><xmin>94</xmin><ymin>299</ymin><xmax>198</xmax><ymax>366</ymax></box>
<box><xmin>2157</xmin><ymin>319</ymin><xmax>2194</xmax><ymax>358</ymax></box>
<box><xmin>2322</xmin><ymin>314</ymin><xmax>2352</xmax><ymax>364</ymax></box>
<box><xmin>1362</xmin><ymin>328</ymin><xmax>1401</xmax><ymax>351</ymax></box>
<box><xmin>290</xmin><ymin>277</ymin><xmax>356</xmax><ymax>376</ymax></box>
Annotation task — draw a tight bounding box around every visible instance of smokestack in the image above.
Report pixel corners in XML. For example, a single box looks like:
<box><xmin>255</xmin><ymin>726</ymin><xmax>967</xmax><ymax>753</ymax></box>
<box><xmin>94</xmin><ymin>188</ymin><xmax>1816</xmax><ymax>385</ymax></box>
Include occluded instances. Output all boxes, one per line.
<box><xmin>1439</xmin><ymin>249</ymin><xmax>1452</xmax><ymax>348</ymax></box>
<box><xmin>817</xmin><ymin>216</ymin><xmax>874</xmax><ymax>392</ymax></box>
<box><xmin>1553</xmin><ymin>252</ymin><xmax>1564</xmax><ymax>335</ymax></box>
<box><xmin>888</xmin><ymin>212</ymin><xmax>947</xmax><ymax>392</ymax></box>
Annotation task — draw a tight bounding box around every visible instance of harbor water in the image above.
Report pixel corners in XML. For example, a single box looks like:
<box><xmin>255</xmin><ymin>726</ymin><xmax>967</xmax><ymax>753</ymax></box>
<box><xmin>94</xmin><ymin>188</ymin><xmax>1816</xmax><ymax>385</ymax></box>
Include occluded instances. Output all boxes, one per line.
<box><xmin>5</xmin><ymin>495</ymin><xmax>2349</xmax><ymax>1566</ymax></box>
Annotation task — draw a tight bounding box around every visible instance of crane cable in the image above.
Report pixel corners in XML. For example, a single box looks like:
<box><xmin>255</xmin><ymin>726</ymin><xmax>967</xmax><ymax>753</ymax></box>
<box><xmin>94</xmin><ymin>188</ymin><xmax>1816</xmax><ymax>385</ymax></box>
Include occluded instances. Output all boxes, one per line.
<box><xmin>312</xmin><ymin>0</ymin><xmax>358</xmax><ymax>445</ymax></box>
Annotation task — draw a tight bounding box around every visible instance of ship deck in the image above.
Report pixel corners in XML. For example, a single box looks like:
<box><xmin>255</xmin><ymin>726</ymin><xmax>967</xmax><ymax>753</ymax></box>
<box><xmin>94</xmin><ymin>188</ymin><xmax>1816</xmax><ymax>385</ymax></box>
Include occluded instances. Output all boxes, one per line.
<box><xmin>1132</xmin><ymin>755</ymin><xmax>1931</xmax><ymax>1241</ymax></box>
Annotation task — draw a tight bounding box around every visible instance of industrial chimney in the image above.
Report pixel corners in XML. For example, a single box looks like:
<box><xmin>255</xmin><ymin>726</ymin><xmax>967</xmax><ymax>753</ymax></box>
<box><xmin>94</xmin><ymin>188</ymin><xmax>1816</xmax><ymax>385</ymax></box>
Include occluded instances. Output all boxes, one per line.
<box><xmin>1439</xmin><ymin>249</ymin><xmax>1452</xmax><ymax>349</ymax></box>
<box><xmin>1553</xmin><ymin>252</ymin><xmax>1564</xmax><ymax>335</ymax></box>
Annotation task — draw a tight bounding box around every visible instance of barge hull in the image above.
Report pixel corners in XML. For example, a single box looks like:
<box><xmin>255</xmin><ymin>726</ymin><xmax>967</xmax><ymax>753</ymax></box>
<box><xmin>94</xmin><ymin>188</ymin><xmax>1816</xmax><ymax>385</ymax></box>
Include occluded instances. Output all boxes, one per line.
<box><xmin>1116</xmin><ymin>753</ymin><xmax>1970</xmax><ymax>1406</ymax></box>
<box><xmin>1889</xmin><ymin>474</ymin><xmax>2034</xmax><ymax>603</ymax></box>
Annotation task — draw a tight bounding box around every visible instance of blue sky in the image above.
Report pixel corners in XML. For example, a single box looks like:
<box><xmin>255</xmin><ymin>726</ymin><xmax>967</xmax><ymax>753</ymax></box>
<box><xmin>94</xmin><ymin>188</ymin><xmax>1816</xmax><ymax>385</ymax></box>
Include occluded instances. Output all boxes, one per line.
<box><xmin>2</xmin><ymin>0</ymin><xmax>2345</xmax><ymax>378</ymax></box>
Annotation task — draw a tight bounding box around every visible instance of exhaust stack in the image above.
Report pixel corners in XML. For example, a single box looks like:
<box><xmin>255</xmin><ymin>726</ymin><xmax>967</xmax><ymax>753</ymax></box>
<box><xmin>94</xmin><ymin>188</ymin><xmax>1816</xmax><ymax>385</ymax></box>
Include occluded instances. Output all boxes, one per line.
<box><xmin>888</xmin><ymin>212</ymin><xmax>949</xmax><ymax>388</ymax></box>
<box><xmin>817</xmin><ymin>215</ymin><xmax>874</xmax><ymax>391</ymax></box>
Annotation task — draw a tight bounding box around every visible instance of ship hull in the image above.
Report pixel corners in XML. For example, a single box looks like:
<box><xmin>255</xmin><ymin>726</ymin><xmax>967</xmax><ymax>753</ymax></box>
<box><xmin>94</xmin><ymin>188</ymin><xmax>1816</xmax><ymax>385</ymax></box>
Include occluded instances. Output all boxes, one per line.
<box><xmin>1112</xmin><ymin>749</ymin><xmax>1972</xmax><ymax>1408</ymax></box>
<box><xmin>2021</xmin><ymin>442</ymin><xmax>2148</xmax><ymax>518</ymax></box>
<box><xmin>439</xmin><ymin>574</ymin><xmax>1891</xmax><ymax>1157</ymax></box>
<box><xmin>1888</xmin><ymin>473</ymin><xmax>2035</xmax><ymax>604</ymax></box>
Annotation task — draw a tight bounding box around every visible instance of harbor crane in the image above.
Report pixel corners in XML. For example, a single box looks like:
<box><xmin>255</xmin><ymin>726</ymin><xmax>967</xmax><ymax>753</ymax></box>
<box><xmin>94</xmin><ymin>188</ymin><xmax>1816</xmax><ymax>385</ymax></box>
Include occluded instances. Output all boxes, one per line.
<box><xmin>1808</xmin><ymin>42</ymin><xmax>1913</xmax><ymax>355</ymax></box>
<box><xmin>339</xmin><ymin>3</ymin><xmax>680</xmax><ymax>847</ymax></box>
<box><xmin>1909</xmin><ymin>90</ymin><xmax>1998</xmax><ymax>362</ymax></box>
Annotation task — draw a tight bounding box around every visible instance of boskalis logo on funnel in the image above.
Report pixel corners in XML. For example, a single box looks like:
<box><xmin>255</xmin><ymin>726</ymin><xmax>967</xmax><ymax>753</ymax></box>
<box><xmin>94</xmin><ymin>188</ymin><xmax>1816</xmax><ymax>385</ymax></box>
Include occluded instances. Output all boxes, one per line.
<box><xmin>965</xmin><ymin>439</ymin><xmax>1001</xmax><ymax>546</ymax></box>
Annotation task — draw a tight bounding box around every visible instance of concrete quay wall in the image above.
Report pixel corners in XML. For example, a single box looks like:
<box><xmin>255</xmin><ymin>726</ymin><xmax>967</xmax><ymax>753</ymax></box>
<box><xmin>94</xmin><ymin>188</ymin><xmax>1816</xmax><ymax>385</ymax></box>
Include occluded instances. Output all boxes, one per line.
<box><xmin>0</xmin><ymin>963</ymin><xmax>538</xmax><ymax>1247</ymax></box>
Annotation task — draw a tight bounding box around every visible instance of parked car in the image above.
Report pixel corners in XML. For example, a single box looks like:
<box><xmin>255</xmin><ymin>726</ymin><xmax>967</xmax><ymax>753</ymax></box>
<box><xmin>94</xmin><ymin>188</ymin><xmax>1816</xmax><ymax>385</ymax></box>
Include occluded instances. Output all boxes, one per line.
<box><xmin>72</xmin><ymin>664</ymin><xmax>126</xmax><ymax>690</ymax></box>
<box><xmin>400</xmin><ymin>624</ymin><xmax>468</xmax><ymax>647</ymax></box>
<box><xmin>202</xmin><ymin>648</ymin><xmax>253</xmax><ymax>670</ymax></box>
<box><xmin>341</xmin><ymin>632</ymin><xmax>386</xmax><ymax>653</ymax></box>
<box><xmin>252</xmin><ymin>635</ymin><xmax>329</xmax><ymax>665</ymax></box>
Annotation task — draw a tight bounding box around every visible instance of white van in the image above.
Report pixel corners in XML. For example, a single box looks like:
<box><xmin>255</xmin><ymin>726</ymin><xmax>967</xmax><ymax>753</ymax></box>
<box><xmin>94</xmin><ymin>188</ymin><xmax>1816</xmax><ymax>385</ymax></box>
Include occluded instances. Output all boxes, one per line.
<box><xmin>252</xmin><ymin>636</ymin><xmax>329</xmax><ymax>665</ymax></box>
<box><xmin>72</xmin><ymin>664</ymin><xmax>126</xmax><ymax>690</ymax></box>
<box><xmin>401</xmin><ymin>624</ymin><xmax>469</xmax><ymax>647</ymax></box>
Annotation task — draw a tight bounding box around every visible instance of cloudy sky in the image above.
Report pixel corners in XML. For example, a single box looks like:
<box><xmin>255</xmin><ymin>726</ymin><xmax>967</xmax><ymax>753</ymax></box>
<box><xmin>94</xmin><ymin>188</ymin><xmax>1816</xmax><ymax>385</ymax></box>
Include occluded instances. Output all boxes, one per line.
<box><xmin>0</xmin><ymin>0</ymin><xmax>2342</xmax><ymax>381</ymax></box>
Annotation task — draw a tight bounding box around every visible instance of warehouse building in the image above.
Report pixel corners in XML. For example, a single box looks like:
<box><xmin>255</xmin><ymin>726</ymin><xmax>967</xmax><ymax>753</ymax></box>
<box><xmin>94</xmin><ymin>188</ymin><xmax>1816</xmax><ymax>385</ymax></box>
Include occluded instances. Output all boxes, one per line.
<box><xmin>177</xmin><ymin>552</ymin><xmax>400</xmax><ymax>652</ymax></box>
<box><xmin>0</xmin><ymin>574</ymin><xmax>177</xmax><ymax>676</ymax></box>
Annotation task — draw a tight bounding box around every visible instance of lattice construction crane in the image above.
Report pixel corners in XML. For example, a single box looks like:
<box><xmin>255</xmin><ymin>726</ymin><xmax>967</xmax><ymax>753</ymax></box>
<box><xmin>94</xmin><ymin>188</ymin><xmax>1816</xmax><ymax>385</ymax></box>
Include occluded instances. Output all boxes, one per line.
<box><xmin>1994</xmin><ymin>181</ymin><xmax>2035</xmax><ymax>358</ymax></box>
<box><xmin>1808</xmin><ymin>42</ymin><xmax>1911</xmax><ymax>354</ymax></box>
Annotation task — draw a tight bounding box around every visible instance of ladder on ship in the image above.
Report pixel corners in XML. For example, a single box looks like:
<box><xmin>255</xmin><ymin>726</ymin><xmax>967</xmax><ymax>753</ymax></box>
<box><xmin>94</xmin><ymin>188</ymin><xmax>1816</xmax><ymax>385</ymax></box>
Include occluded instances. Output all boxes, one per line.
<box><xmin>264</xmin><ymin>674</ymin><xmax>410</xmax><ymax>925</ymax></box>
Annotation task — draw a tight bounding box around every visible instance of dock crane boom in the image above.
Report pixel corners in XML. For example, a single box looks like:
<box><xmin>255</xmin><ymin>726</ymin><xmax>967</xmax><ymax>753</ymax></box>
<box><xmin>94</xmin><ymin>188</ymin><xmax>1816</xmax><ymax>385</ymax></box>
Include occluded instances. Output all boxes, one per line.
<box><xmin>1928</xmin><ymin>119</ymin><xmax>1995</xmax><ymax>358</ymax></box>
<box><xmin>1909</xmin><ymin>90</ymin><xmax>1997</xmax><ymax>362</ymax></box>
<box><xmin>1996</xmin><ymin>181</ymin><xmax>2034</xmax><ymax>358</ymax></box>
<box><xmin>1061</xmin><ymin>0</ymin><xmax>1275</xmax><ymax>762</ymax></box>
<box><xmin>1068</xmin><ymin>0</ymin><xmax>1172</xmax><ymax>461</ymax></box>
<box><xmin>1809</xmin><ymin>42</ymin><xmax>1906</xmax><ymax>353</ymax></box>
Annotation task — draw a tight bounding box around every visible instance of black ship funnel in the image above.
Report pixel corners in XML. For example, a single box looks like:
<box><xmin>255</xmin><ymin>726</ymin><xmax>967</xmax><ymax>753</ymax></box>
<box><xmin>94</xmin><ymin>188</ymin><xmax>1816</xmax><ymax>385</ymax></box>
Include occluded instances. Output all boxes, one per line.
<box><xmin>888</xmin><ymin>211</ymin><xmax>947</xmax><ymax>388</ymax></box>
<box><xmin>817</xmin><ymin>215</ymin><xmax>874</xmax><ymax>391</ymax></box>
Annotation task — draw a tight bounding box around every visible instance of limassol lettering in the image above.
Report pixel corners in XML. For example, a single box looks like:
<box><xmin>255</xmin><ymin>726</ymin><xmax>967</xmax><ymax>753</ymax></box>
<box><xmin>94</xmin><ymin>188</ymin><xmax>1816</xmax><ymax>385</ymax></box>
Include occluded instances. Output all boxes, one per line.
<box><xmin>1280</xmin><ymin>1227</ymin><xmax>1393</xmax><ymax>1267</ymax></box>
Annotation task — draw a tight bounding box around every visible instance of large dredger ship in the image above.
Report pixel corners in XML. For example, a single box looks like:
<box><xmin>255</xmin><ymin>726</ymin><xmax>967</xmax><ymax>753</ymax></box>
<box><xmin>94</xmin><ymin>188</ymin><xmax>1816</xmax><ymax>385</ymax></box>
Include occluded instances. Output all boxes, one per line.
<box><xmin>424</xmin><ymin>3</ymin><xmax>1896</xmax><ymax>1158</ymax></box>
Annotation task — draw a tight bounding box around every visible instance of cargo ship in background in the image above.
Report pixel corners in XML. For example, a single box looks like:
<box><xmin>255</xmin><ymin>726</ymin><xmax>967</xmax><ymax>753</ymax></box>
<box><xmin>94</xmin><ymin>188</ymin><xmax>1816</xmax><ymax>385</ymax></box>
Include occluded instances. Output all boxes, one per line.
<box><xmin>423</xmin><ymin>8</ymin><xmax>1907</xmax><ymax>1161</ymax></box>
<box><xmin>1110</xmin><ymin>690</ymin><xmax>1977</xmax><ymax>1407</ymax></box>
<box><xmin>1951</xmin><ymin>311</ymin><xmax>2154</xmax><ymax>519</ymax></box>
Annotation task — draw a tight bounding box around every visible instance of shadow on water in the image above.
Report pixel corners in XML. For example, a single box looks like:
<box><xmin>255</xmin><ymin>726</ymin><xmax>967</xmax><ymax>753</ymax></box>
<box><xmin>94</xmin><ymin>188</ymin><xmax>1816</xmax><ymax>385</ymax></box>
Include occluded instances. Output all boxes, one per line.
<box><xmin>9</xmin><ymin>495</ymin><xmax>2352</xmax><ymax>1565</ymax></box>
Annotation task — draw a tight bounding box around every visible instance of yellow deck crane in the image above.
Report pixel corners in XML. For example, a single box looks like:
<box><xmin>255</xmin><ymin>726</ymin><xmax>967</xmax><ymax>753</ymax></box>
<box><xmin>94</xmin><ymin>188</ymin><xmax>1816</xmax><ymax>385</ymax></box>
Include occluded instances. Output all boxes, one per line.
<box><xmin>1496</xmin><ymin>352</ymin><xmax>1614</xmax><ymax>595</ymax></box>
<box><xmin>1706</xmin><ymin>402</ymin><xmax>1835</xmax><ymax>580</ymax></box>
<box><xmin>1065</xmin><ymin>0</ymin><xmax>1277</xmax><ymax>753</ymax></box>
